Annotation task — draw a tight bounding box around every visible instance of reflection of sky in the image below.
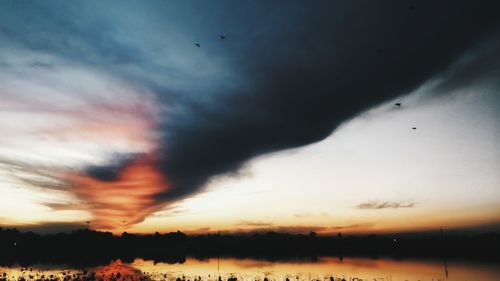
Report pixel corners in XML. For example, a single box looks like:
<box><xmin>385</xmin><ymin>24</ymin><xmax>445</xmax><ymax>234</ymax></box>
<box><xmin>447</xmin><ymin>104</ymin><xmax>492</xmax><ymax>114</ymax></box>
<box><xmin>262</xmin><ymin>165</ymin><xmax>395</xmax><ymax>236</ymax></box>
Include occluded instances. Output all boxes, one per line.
<box><xmin>131</xmin><ymin>257</ymin><xmax>500</xmax><ymax>280</ymax></box>
<box><xmin>4</xmin><ymin>257</ymin><xmax>496</xmax><ymax>281</ymax></box>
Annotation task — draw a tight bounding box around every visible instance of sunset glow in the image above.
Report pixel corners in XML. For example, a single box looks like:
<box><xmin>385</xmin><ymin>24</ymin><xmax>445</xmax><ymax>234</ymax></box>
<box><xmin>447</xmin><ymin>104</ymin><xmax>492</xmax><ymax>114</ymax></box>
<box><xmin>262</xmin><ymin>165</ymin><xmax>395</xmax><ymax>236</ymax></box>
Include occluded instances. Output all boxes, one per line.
<box><xmin>0</xmin><ymin>1</ymin><xmax>499</xmax><ymax>236</ymax></box>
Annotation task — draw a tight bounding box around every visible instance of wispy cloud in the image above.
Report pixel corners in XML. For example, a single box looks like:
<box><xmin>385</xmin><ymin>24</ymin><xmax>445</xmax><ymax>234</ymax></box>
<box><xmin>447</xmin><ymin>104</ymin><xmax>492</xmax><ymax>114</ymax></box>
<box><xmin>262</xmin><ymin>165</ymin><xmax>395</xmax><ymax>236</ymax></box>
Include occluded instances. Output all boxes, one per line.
<box><xmin>357</xmin><ymin>200</ymin><xmax>415</xmax><ymax>210</ymax></box>
<box><xmin>228</xmin><ymin>223</ymin><xmax>374</xmax><ymax>235</ymax></box>
<box><xmin>238</xmin><ymin>220</ymin><xmax>274</xmax><ymax>227</ymax></box>
<box><xmin>294</xmin><ymin>212</ymin><xmax>313</xmax><ymax>218</ymax></box>
<box><xmin>294</xmin><ymin>212</ymin><xmax>331</xmax><ymax>218</ymax></box>
<box><xmin>43</xmin><ymin>203</ymin><xmax>86</xmax><ymax>211</ymax></box>
<box><xmin>152</xmin><ymin>206</ymin><xmax>189</xmax><ymax>218</ymax></box>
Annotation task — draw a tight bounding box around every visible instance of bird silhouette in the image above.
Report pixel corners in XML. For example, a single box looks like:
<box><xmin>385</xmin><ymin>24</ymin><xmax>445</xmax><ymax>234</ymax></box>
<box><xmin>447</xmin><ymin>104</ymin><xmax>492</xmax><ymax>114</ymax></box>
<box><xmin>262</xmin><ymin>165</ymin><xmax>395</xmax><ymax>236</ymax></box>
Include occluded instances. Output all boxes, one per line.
<box><xmin>395</xmin><ymin>102</ymin><xmax>401</xmax><ymax>107</ymax></box>
<box><xmin>220</xmin><ymin>35</ymin><xmax>226</xmax><ymax>40</ymax></box>
<box><xmin>412</xmin><ymin>127</ymin><xmax>417</xmax><ymax>130</ymax></box>
<box><xmin>194</xmin><ymin>43</ymin><xmax>200</xmax><ymax>48</ymax></box>
<box><xmin>377</xmin><ymin>49</ymin><xmax>384</xmax><ymax>54</ymax></box>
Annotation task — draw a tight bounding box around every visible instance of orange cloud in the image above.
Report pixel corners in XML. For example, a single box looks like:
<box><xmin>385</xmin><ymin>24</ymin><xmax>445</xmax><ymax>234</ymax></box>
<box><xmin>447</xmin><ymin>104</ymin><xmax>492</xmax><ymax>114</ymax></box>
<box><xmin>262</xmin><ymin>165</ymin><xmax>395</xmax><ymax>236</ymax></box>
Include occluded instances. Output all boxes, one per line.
<box><xmin>67</xmin><ymin>155</ymin><xmax>167</xmax><ymax>231</ymax></box>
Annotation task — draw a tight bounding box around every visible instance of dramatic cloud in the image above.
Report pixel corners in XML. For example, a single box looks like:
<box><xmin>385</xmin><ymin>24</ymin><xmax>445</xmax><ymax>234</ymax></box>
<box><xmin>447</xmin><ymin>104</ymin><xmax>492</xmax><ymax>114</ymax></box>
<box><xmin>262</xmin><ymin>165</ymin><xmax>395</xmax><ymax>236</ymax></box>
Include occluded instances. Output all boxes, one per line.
<box><xmin>155</xmin><ymin>1</ymin><xmax>500</xmax><ymax>206</ymax></box>
<box><xmin>357</xmin><ymin>200</ymin><xmax>415</xmax><ymax>210</ymax></box>
<box><xmin>1</xmin><ymin>1</ymin><xmax>500</xmax><ymax>230</ymax></box>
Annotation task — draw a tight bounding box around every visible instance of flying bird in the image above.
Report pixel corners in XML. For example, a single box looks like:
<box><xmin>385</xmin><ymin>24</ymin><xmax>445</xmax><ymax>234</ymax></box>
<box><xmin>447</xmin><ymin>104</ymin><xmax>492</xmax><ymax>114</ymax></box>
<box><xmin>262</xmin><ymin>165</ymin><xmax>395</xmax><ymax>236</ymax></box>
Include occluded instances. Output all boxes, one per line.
<box><xmin>395</xmin><ymin>102</ymin><xmax>401</xmax><ymax>107</ymax></box>
<box><xmin>194</xmin><ymin>43</ymin><xmax>200</xmax><ymax>48</ymax></box>
<box><xmin>412</xmin><ymin>127</ymin><xmax>417</xmax><ymax>130</ymax></box>
<box><xmin>220</xmin><ymin>35</ymin><xmax>226</xmax><ymax>40</ymax></box>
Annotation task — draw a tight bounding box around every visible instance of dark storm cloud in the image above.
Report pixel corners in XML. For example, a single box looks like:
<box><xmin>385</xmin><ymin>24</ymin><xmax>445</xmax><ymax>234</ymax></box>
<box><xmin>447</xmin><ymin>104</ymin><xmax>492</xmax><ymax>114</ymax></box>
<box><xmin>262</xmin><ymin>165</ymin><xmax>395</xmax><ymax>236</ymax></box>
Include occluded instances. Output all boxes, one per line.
<box><xmin>84</xmin><ymin>154</ymin><xmax>142</xmax><ymax>182</ymax></box>
<box><xmin>156</xmin><ymin>1</ymin><xmax>500</xmax><ymax>202</ymax></box>
<box><xmin>431</xmin><ymin>37</ymin><xmax>500</xmax><ymax>96</ymax></box>
<box><xmin>2</xmin><ymin>1</ymin><xmax>500</xmax><ymax>226</ymax></box>
<box><xmin>357</xmin><ymin>200</ymin><xmax>415</xmax><ymax>210</ymax></box>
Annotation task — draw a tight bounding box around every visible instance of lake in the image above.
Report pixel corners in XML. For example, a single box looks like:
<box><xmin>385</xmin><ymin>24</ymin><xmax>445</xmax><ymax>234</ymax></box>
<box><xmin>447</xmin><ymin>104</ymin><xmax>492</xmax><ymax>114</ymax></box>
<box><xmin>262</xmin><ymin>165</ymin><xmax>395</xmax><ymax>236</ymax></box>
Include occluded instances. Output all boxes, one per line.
<box><xmin>1</xmin><ymin>257</ymin><xmax>499</xmax><ymax>281</ymax></box>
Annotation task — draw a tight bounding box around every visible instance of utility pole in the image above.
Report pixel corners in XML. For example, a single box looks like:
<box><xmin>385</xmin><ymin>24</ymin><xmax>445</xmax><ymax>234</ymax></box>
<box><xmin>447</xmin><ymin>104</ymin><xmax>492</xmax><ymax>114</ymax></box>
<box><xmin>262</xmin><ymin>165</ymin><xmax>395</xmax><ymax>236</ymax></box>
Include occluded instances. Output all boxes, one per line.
<box><xmin>217</xmin><ymin>230</ymin><xmax>221</xmax><ymax>278</ymax></box>
<box><xmin>440</xmin><ymin>226</ymin><xmax>448</xmax><ymax>279</ymax></box>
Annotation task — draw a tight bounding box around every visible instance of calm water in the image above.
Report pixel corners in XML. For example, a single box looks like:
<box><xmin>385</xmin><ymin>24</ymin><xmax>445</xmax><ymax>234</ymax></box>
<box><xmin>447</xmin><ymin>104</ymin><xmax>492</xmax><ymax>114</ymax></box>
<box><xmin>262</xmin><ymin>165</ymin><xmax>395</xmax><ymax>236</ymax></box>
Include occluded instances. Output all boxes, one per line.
<box><xmin>1</xmin><ymin>257</ymin><xmax>499</xmax><ymax>281</ymax></box>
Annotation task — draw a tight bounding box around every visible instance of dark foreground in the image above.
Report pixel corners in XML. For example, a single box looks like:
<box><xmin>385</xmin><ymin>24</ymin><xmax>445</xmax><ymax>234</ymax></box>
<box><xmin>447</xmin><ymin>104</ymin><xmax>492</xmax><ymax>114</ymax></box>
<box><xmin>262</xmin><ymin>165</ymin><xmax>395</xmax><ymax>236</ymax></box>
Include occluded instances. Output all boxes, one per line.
<box><xmin>1</xmin><ymin>228</ymin><xmax>499</xmax><ymax>266</ymax></box>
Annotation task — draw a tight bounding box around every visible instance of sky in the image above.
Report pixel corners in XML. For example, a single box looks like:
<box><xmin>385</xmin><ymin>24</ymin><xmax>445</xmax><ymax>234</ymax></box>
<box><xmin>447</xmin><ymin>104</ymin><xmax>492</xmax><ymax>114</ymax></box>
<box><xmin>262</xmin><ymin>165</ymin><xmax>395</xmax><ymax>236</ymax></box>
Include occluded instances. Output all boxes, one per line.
<box><xmin>0</xmin><ymin>0</ymin><xmax>499</xmax><ymax>234</ymax></box>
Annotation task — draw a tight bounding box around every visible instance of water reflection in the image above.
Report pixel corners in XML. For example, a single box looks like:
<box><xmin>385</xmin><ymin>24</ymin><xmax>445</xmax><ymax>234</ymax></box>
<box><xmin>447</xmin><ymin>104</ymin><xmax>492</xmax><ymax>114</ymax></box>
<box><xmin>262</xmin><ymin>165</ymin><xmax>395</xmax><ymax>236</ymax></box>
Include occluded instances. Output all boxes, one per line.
<box><xmin>1</xmin><ymin>257</ymin><xmax>499</xmax><ymax>281</ymax></box>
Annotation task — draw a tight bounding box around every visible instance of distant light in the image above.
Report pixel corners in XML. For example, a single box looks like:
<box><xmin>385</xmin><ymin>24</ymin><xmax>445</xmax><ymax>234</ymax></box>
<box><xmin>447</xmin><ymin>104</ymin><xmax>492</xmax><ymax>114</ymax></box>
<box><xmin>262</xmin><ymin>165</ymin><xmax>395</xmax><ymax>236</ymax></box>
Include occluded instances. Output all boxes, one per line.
<box><xmin>14</xmin><ymin>242</ymin><xmax>17</xmax><ymax>246</ymax></box>
<box><xmin>393</xmin><ymin>238</ymin><xmax>397</xmax><ymax>242</ymax></box>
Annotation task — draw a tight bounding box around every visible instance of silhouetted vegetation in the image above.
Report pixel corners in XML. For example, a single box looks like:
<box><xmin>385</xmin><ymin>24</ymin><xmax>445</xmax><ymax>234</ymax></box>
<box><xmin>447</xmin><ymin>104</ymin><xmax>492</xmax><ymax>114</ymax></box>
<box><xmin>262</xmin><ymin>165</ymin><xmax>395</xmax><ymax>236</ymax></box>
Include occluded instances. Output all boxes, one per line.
<box><xmin>0</xmin><ymin>227</ymin><xmax>499</xmax><ymax>266</ymax></box>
